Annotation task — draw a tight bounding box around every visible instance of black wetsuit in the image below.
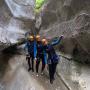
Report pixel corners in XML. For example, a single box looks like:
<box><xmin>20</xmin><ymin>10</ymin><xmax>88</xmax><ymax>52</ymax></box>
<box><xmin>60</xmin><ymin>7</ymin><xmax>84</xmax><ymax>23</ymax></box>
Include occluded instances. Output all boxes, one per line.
<box><xmin>36</xmin><ymin>41</ymin><xmax>46</xmax><ymax>73</ymax></box>
<box><xmin>46</xmin><ymin>45</ymin><xmax>59</xmax><ymax>84</ymax></box>
<box><xmin>25</xmin><ymin>41</ymin><xmax>35</xmax><ymax>72</ymax></box>
<box><xmin>44</xmin><ymin>36</ymin><xmax>63</xmax><ymax>84</ymax></box>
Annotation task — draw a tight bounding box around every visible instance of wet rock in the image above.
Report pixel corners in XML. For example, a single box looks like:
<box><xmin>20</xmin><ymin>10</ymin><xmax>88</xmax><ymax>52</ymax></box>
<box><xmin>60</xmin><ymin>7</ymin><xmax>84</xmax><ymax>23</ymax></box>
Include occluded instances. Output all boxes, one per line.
<box><xmin>41</xmin><ymin>0</ymin><xmax>90</xmax><ymax>29</ymax></box>
<box><xmin>5</xmin><ymin>0</ymin><xmax>35</xmax><ymax>20</ymax></box>
<box><xmin>40</xmin><ymin>5</ymin><xmax>90</xmax><ymax>63</ymax></box>
<box><xmin>0</xmin><ymin>0</ymin><xmax>35</xmax><ymax>50</ymax></box>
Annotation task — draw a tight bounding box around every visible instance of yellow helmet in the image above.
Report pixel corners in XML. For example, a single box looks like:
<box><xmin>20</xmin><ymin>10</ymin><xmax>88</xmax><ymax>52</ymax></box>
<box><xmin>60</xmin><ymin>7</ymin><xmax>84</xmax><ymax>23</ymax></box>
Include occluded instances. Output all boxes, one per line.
<box><xmin>36</xmin><ymin>35</ymin><xmax>40</xmax><ymax>38</ymax></box>
<box><xmin>36</xmin><ymin>35</ymin><xmax>40</xmax><ymax>41</ymax></box>
<box><xmin>28</xmin><ymin>35</ymin><xmax>34</xmax><ymax>41</ymax></box>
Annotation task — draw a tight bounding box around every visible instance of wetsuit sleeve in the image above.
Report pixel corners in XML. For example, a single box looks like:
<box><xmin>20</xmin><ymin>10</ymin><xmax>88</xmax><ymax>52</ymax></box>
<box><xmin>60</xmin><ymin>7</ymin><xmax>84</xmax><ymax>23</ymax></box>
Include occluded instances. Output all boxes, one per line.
<box><xmin>43</xmin><ymin>50</ymin><xmax>47</xmax><ymax>64</ymax></box>
<box><xmin>51</xmin><ymin>36</ymin><xmax>63</xmax><ymax>46</ymax></box>
<box><xmin>34</xmin><ymin>41</ymin><xmax>37</xmax><ymax>59</ymax></box>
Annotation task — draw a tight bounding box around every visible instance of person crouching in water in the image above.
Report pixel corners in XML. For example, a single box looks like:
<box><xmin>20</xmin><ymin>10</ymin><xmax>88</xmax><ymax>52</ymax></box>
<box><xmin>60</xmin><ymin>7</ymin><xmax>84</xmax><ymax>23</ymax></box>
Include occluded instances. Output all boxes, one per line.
<box><xmin>42</xmin><ymin>36</ymin><xmax>64</xmax><ymax>84</ymax></box>
<box><xmin>35</xmin><ymin>35</ymin><xmax>47</xmax><ymax>76</ymax></box>
<box><xmin>25</xmin><ymin>35</ymin><xmax>37</xmax><ymax>72</ymax></box>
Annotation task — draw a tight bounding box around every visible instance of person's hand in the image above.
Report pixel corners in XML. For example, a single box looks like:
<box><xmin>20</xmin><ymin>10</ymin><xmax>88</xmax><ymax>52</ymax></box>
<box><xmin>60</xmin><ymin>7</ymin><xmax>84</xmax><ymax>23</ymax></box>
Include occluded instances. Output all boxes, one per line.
<box><xmin>34</xmin><ymin>58</ymin><xmax>37</xmax><ymax>61</ymax></box>
<box><xmin>34</xmin><ymin>60</ymin><xmax>36</xmax><ymax>64</ymax></box>
<box><xmin>60</xmin><ymin>35</ymin><xmax>64</xmax><ymax>39</ymax></box>
<box><xmin>61</xmin><ymin>35</ymin><xmax>64</xmax><ymax>38</ymax></box>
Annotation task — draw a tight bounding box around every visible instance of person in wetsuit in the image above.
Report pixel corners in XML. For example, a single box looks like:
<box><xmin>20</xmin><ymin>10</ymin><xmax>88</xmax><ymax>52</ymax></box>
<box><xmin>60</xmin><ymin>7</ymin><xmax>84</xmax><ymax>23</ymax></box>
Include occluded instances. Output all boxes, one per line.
<box><xmin>42</xmin><ymin>35</ymin><xmax>64</xmax><ymax>84</ymax></box>
<box><xmin>25</xmin><ymin>35</ymin><xmax>37</xmax><ymax>72</ymax></box>
<box><xmin>35</xmin><ymin>35</ymin><xmax>47</xmax><ymax>76</ymax></box>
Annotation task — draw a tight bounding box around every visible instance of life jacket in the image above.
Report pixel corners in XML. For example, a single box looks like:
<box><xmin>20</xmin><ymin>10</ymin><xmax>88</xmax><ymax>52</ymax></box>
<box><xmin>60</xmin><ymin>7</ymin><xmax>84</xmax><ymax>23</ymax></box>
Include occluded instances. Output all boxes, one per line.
<box><xmin>43</xmin><ymin>48</ymin><xmax>47</xmax><ymax>64</ymax></box>
<box><xmin>26</xmin><ymin>41</ymin><xmax>34</xmax><ymax>53</ymax></box>
<box><xmin>25</xmin><ymin>40</ymin><xmax>37</xmax><ymax>58</ymax></box>
<box><xmin>34</xmin><ymin>40</ymin><xmax>37</xmax><ymax>58</ymax></box>
<box><xmin>37</xmin><ymin>41</ymin><xmax>43</xmax><ymax>56</ymax></box>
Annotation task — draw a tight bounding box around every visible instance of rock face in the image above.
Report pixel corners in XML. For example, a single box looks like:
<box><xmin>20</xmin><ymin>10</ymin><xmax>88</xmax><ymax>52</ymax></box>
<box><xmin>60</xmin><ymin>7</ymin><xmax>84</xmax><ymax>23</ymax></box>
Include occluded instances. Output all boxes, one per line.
<box><xmin>0</xmin><ymin>0</ymin><xmax>90</xmax><ymax>62</ymax></box>
<box><xmin>40</xmin><ymin>0</ymin><xmax>90</xmax><ymax>63</ymax></box>
<box><xmin>5</xmin><ymin>0</ymin><xmax>35</xmax><ymax>20</ymax></box>
<box><xmin>41</xmin><ymin>0</ymin><xmax>90</xmax><ymax>29</ymax></box>
<box><xmin>0</xmin><ymin>0</ymin><xmax>35</xmax><ymax>50</ymax></box>
<box><xmin>0</xmin><ymin>1</ymin><xmax>90</xmax><ymax>90</ymax></box>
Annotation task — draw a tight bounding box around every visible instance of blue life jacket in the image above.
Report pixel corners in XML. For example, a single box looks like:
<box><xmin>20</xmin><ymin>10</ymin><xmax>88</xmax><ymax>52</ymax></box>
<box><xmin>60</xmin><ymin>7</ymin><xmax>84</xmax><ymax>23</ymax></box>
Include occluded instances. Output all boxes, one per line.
<box><xmin>25</xmin><ymin>41</ymin><xmax>34</xmax><ymax>53</ymax></box>
<box><xmin>34</xmin><ymin>40</ymin><xmax>37</xmax><ymax>58</ymax></box>
<box><xmin>25</xmin><ymin>40</ymin><xmax>37</xmax><ymax>58</ymax></box>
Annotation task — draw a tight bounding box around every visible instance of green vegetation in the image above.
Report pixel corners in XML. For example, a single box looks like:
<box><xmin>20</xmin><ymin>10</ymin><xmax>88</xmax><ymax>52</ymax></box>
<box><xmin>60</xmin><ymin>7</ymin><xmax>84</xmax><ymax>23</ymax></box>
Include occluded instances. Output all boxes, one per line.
<box><xmin>35</xmin><ymin>0</ymin><xmax>45</xmax><ymax>13</ymax></box>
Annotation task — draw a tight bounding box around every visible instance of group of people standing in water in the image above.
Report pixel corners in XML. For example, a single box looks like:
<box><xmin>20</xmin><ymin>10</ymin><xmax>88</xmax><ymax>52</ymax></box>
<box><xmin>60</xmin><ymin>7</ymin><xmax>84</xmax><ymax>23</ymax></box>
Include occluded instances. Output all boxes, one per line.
<box><xmin>25</xmin><ymin>34</ymin><xmax>64</xmax><ymax>84</ymax></box>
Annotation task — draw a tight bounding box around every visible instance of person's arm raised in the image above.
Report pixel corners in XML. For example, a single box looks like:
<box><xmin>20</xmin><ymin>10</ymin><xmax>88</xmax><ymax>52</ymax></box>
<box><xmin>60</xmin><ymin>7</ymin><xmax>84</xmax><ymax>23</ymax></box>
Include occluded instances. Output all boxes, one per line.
<box><xmin>51</xmin><ymin>35</ymin><xmax>64</xmax><ymax>46</ymax></box>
